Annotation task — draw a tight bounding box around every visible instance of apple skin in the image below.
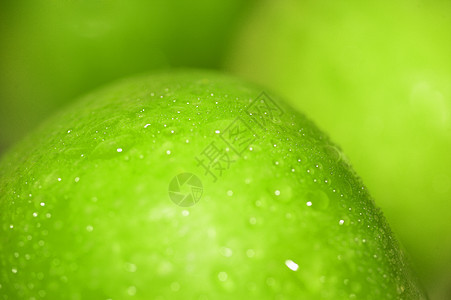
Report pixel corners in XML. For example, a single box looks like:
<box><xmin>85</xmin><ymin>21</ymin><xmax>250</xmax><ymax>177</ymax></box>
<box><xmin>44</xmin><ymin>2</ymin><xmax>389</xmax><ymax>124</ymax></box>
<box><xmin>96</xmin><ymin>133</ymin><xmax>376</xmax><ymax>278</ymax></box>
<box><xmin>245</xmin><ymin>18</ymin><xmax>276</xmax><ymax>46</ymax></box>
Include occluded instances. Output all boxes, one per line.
<box><xmin>226</xmin><ymin>0</ymin><xmax>451</xmax><ymax>297</ymax></box>
<box><xmin>0</xmin><ymin>71</ymin><xmax>425</xmax><ymax>299</ymax></box>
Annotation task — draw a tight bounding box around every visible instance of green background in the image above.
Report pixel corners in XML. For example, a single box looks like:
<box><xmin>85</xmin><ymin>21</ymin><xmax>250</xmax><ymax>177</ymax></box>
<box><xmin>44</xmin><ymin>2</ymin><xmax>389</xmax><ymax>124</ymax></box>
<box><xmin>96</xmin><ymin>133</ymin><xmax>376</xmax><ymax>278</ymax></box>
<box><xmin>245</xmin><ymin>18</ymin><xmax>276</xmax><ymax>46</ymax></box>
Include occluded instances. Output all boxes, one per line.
<box><xmin>0</xmin><ymin>0</ymin><xmax>449</xmax><ymax>298</ymax></box>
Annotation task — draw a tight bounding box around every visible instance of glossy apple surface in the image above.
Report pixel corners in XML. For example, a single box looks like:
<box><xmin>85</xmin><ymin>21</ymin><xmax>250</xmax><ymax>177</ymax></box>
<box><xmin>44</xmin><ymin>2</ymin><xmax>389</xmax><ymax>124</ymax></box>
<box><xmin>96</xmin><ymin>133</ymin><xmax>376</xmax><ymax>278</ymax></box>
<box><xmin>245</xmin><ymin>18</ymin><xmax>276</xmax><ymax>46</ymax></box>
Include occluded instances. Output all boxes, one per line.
<box><xmin>0</xmin><ymin>71</ymin><xmax>424</xmax><ymax>299</ymax></box>
<box><xmin>226</xmin><ymin>1</ymin><xmax>451</xmax><ymax>297</ymax></box>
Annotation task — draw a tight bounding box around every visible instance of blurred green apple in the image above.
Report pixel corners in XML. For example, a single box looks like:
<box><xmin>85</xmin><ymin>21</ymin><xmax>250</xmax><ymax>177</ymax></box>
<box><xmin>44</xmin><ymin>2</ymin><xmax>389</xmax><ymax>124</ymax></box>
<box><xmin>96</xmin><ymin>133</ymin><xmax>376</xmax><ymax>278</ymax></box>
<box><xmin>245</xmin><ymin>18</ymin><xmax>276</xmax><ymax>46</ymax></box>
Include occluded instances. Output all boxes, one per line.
<box><xmin>0</xmin><ymin>0</ymin><xmax>255</xmax><ymax>153</ymax></box>
<box><xmin>226</xmin><ymin>0</ymin><xmax>451</xmax><ymax>297</ymax></box>
<box><xmin>0</xmin><ymin>71</ymin><xmax>425</xmax><ymax>299</ymax></box>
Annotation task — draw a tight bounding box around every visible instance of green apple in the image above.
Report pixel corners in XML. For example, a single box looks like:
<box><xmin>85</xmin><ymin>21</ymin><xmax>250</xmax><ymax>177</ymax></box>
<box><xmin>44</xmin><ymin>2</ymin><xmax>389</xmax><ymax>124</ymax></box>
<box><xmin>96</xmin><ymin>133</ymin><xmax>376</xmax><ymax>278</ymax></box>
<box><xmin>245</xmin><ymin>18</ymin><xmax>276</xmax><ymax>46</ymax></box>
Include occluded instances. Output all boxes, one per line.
<box><xmin>0</xmin><ymin>71</ymin><xmax>424</xmax><ymax>299</ymax></box>
<box><xmin>0</xmin><ymin>0</ymin><xmax>253</xmax><ymax>152</ymax></box>
<box><xmin>226</xmin><ymin>0</ymin><xmax>451</xmax><ymax>297</ymax></box>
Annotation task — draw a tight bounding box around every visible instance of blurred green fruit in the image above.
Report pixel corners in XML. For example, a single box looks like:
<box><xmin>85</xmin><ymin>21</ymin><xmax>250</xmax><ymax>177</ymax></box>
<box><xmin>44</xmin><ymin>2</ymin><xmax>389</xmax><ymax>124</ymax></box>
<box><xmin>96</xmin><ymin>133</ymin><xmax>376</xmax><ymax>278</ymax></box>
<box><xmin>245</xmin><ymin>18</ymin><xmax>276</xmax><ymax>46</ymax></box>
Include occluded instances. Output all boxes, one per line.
<box><xmin>226</xmin><ymin>0</ymin><xmax>451</xmax><ymax>297</ymax></box>
<box><xmin>0</xmin><ymin>71</ymin><xmax>424</xmax><ymax>299</ymax></box>
<box><xmin>0</xmin><ymin>0</ymin><xmax>254</xmax><ymax>152</ymax></box>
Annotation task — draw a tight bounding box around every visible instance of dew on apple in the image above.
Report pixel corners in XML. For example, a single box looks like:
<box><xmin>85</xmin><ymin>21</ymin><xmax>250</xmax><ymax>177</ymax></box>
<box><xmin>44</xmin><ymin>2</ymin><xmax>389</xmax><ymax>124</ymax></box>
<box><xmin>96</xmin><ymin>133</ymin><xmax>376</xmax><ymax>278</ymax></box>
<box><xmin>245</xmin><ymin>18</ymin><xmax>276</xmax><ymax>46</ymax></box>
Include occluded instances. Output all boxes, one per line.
<box><xmin>127</xmin><ymin>286</ymin><xmax>137</xmax><ymax>296</ymax></box>
<box><xmin>246</xmin><ymin>249</ymin><xmax>256</xmax><ymax>258</ymax></box>
<box><xmin>125</xmin><ymin>263</ymin><xmax>137</xmax><ymax>273</ymax></box>
<box><xmin>220</xmin><ymin>247</ymin><xmax>233</xmax><ymax>258</ymax></box>
<box><xmin>218</xmin><ymin>271</ymin><xmax>228</xmax><ymax>282</ymax></box>
<box><xmin>285</xmin><ymin>259</ymin><xmax>299</xmax><ymax>271</ymax></box>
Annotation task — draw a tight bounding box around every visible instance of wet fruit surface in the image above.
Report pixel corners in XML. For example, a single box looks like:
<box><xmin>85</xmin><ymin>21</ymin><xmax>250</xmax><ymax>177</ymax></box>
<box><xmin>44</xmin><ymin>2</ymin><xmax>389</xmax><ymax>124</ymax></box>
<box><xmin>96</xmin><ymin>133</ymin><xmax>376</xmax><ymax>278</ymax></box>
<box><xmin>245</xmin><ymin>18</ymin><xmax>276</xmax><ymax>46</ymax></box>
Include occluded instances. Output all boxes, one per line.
<box><xmin>0</xmin><ymin>71</ymin><xmax>425</xmax><ymax>299</ymax></box>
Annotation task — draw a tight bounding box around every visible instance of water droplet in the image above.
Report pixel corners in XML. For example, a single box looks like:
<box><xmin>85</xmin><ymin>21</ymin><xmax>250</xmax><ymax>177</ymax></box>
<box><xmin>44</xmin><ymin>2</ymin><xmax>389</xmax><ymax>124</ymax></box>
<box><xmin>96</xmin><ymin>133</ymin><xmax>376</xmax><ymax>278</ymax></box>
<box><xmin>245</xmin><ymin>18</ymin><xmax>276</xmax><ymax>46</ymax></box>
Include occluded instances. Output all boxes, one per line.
<box><xmin>33</xmin><ymin>212</ymin><xmax>38</xmax><ymax>217</ymax></box>
<box><xmin>117</xmin><ymin>148</ymin><xmax>122</xmax><ymax>153</ymax></box>
<box><xmin>40</xmin><ymin>202</ymin><xmax>45</xmax><ymax>207</ymax></box>
<box><xmin>166</xmin><ymin>150</ymin><xmax>171</xmax><ymax>155</ymax></box>
<box><xmin>339</xmin><ymin>220</ymin><xmax>345</xmax><ymax>225</ymax></box>
<box><xmin>12</xmin><ymin>268</ymin><xmax>18</xmax><ymax>274</ymax></box>
<box><xmin>74</xmin><ymin>177</ymin><xmax>80</xmax><ymax>183</ymax></box>
<box><xmin>227</xmin><ymin>190</ymin><xmax>233</xmax><ymax>197</ymax></box>
<box><xmin>246</xmin><ymin>249</ymin><xmax>255</xmax><ymax>258</ymax></box>
<box><xmin>285</xmin><ymin>260</ymin><xmax>299</xmax><ymax>271</ymax></box>
<box><xmin>86</xmin><ymin>225</ymin><xmax>94</xmax><ymax>232</ymax></box>
<box><xmin>181</xmin><ymin>210</ymin><xmax>189</xmax><ymax>217</ymax></box>
<box><xmin>127</xmin><ymin>286</ymin><xmax>137</xmax><ymax>296</ymax></box>
<box><xmin>303</xmin><ymin>190</ymin><xmax>330</xmax><ymax>210</ymax></box>
<box><xmin>274</xmin><ymin>190</ymin><xmax>281</xmax><ymax>196</ymax></box>
<box><xmin>218</xmin><ymin>272</ymin><xmax>228</xmax><ymax>282</ymax></box>
<box><xmin>220</xmin><ymin>247</ymin><xmax>233</xmax><ymax>257</ymax></box>
<box><xmin>125</xmin><ymin>263</ymin><xmax>137</xmax><ymax>273</ymax></box>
